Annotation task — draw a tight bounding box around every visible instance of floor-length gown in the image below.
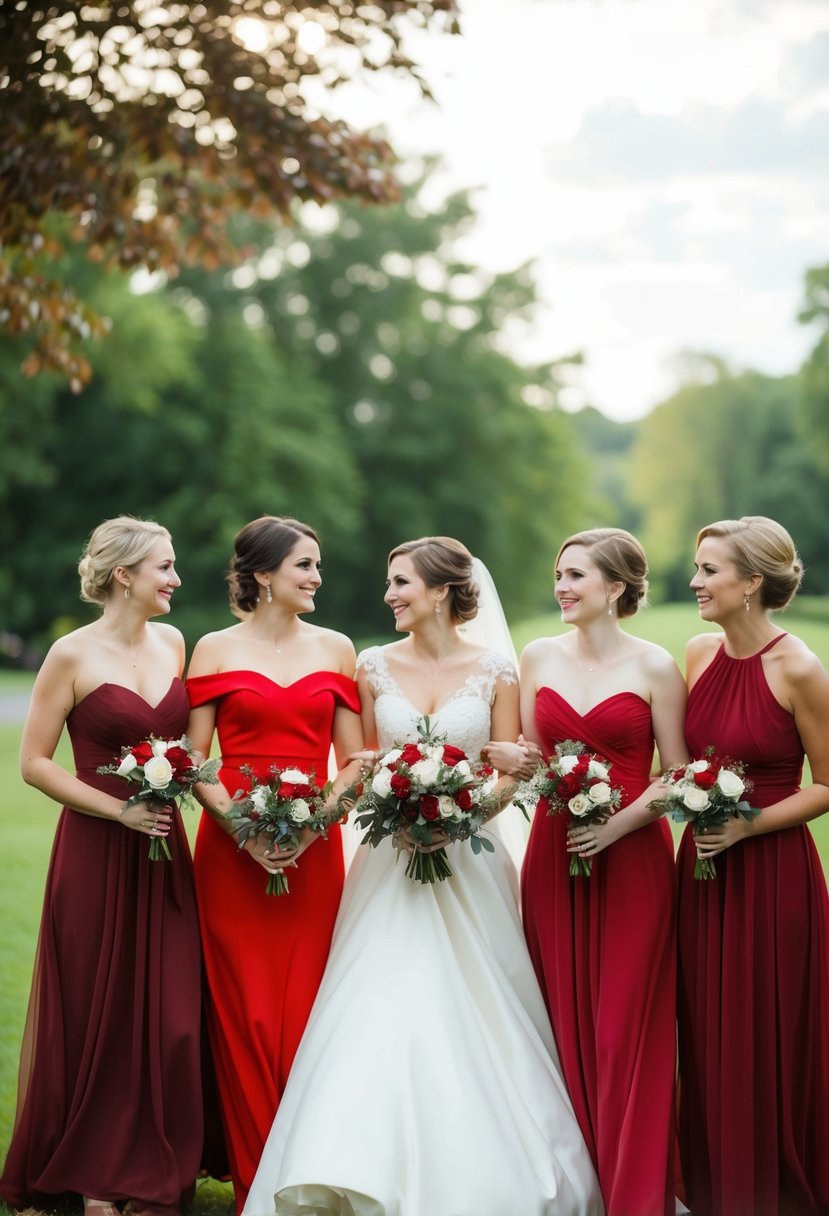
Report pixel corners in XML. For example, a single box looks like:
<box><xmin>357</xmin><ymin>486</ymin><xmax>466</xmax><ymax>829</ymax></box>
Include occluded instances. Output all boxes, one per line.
<box><xmin>521</xmin><ymin>689</ymin><xmax>677</xmax><ymax>1216</ymax></box>
<box><xmin>677</xmin><ymin>635</ymin><xmax>829</xmax><ymax>1216</ymax></box>
<box><xmin>243</xmin><ymin>648</ymin><xmax>603</xmax><ymax>1216</ymax></box>
<box><xmin>186</xmin><ymin>670</ymin><xmax>361</xmax><ymax>1216</ymax></box>
<box><xmin>0</xmin><ymin>681</ymin><xmax>203</xmax><ymax>1212</ymax></box>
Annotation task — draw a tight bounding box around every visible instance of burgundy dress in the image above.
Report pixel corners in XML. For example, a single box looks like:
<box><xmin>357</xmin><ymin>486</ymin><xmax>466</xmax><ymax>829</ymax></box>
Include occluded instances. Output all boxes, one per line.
<box><xmin>521</xmin><ymin>689</ymin><xmax>677</xmax><ymax>1216</ymax></box>
<box><xmin>677</xmin><ymin>636</ymin><xmax>829</xmax><ymax>1216</ymax></box>
<box><xmin>0</xmin><ymin>681</ymin><xmax>203</xmax><ymax>1212</ymax></box>
<box><xmin>186</xmin><ymin>670</ymin><xmax>361</xmax><ymax>1216</ymax></box>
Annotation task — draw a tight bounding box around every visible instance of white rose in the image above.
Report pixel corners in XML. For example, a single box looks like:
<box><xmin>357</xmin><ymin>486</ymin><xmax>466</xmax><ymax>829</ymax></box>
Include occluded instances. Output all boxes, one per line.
<box><xmin>143</xmin><ymin>754</ymin><xmax>174</xmax><ymax>790</ymax></box>
<box><xmin>587</xmin><ymin>759</ymin><xmax>609</xmax><ymax>782</ymax></box>
<box><xmin>250</xmin><ymin>785</ymin><xmax>270</xmax><ymax>813</ymax></box>
<box><xmin>588</xmin><ymin>781</ymin><xmax>612</xmax><ymax>805</ymax></box>
<box><xmin>689</xmin><ymin>760</ymin><xmax>710</xmax><ymax>774</ymax></box>
<box><xmin>453</xmin><ymin>760</ymin><xmax>472</xmax><ymax>779</ymax></box>
<box><xmin>371</xmin><ymin>767</ymin><xmax>393</xmax><ymax>798</ymax></box>
<box><xmin>557</xmin><ymin>754</ymin><xmax>580</xmax><ymax>775</ymax></box>
<box><xmin>381</xmin><ymin>748</ymin><xmax>402</xmax><ymax>766</ymax></box>
<box><xmin>116</xmin><ymin>752</ymin><xmax>138</xmax><ymax>778</ymax></box>
<box><xmin>151</xmin><ymin>738</ymin><xmax>169</xmax><ymax>757</ymax></box>
<box><xmin>569</xmin><ymin>793</ymin><xmax>592</xmax><ymax>817</ymax></box>
<box><xmin>290</xmin><ymin>799</ymin><xmax>312</xmax><ymax>823</ymax></box>
<box><xmin>438</xmin><ymin>795</ymin><xmax>459</xmax><ymax>820</ymax></box>
<box><xmin>682</xmin><ymin>785</ymin><xmax>710</xmax><ymax>812</ymax></box>
<box><xmin>281</xmin><ymin>768</ymin><xmax>308</xmax><ymax>784</ymax></box>
<box><xmin>716</xmin><ymin>768</ymin><xmax>745</xmax><ymax>799</ymax></box>
<box><xmin>410</xmin><ymin>756</ymin><xmax>442</xmax><ymax>785</ymax></box>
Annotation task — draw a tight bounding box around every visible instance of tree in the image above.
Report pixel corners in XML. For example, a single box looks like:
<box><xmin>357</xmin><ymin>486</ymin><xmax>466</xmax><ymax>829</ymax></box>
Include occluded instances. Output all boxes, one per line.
<box><xmin>0</xmin><ymin>0</ymin><xmax>459</xmax><ymax>387</ymax></box>
<box><xmin>798</xmin><ymin>263</ymin><xmax>829</xmax><ymax>470</ymax></box>
<box><xmin>627</xmin><ymin>356</ymin><xmax>829</xmax><ymax>598</ymax></box>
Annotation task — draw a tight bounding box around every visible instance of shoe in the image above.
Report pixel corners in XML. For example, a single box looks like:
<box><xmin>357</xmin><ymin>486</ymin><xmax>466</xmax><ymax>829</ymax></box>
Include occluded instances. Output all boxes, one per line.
<box><xmin>84</xmin><ymin>1199</ymin><xmax>121</xmax><ymax>1216</ymax></box>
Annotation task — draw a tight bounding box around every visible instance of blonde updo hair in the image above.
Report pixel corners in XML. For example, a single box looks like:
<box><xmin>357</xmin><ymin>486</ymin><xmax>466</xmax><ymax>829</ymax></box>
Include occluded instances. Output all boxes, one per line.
<box><xmin>556</xmin><ymin>527</ymin><xmax>649</xmax><ymax>619</ymax></box>
<box><xmin>696</xmin><ymin>516</ymin><xmax>803</xmax><ymax>611</ymax></box>
<box><xmin>387</xmin><ymin>536</ymin><xmax>479</xmax><ymax>623</ymax></box>
<box><xmin>228</xmin><ymin>515</ymin><xmax>320</xmax><ymax>614</ymax></box>
<box><xmin>78</xmin><ymin>516</ymin><xmax>171</xmax><ymax>605</ymax></box>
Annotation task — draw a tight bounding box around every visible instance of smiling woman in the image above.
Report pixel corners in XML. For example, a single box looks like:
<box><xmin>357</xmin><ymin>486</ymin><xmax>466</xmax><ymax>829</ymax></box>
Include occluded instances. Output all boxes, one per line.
<box><xmin>0</xmin><ymin>515</ymin><xmax>204</xmax><ymax>1216</ymax></box>
<box><xmin>183</xmin><ymin>514</ymin><xmax>364</xmax><ymax>1216</ymax></box>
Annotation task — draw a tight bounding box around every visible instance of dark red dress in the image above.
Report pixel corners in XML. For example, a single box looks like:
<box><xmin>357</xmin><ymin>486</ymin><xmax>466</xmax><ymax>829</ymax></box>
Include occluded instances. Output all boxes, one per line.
<box><xmin>521</xmin><ymin>690</ymin><xmax>677</xmax><ymax>1216</ymax></box>
<box><xmin>0</xmin><ymin>681</ymin><xmax>203</xmax><ymax>1212</ymax></box>
<box><xmin>677</xmin><ymin>636</ymin><xmax>829</xmax><ymax>1216</ymax></box>
<box><xmin>186</xmin><ymin>670</ymin><xmax>361</xmax><ymax>1216</ymax></box>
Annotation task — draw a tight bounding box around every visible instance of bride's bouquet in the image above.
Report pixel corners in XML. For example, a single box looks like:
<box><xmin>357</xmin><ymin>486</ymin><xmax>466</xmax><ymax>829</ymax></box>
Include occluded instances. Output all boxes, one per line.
<box><xmin>98</xmin><ymin>734</ymin><xmax>220</xmax><ymax>860</ymax></box>
<box><xmin>515</xmin><ymin>739</ymin><xmax>623</xmax><ymax>877</ymax></box>
<box><xmin>354</xmin><ymin>716</ymin><xmax>499</xmax><ymax>884</ymax></box>
<box><xmin>651</xmin><ymin>746</ymin><xmax>758</xmax><ymax>878</ymax></box>
<box><xmin>227</xmin><ymin>765</ymin><xmax>338</xmax><ymax>895</ymax></box>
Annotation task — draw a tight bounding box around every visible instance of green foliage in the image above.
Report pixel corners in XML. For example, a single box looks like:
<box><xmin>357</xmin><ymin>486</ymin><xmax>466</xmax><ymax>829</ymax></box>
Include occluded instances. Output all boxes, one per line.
<box><xmin>798</xmin><ymin>263</ymin><xmax>829</xmax><ymax>471</ymax></box>
<box><xmin>626</xmin><ymin>356</ymin><xmax>829</xmax><ymax>598</ymax></box>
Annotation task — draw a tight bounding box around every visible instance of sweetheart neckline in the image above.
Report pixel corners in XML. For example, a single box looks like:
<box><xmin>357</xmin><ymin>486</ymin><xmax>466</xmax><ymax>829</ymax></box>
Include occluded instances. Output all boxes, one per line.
<box><xmin>75</xmin><ymin>678</ymin><xmax>181</xmax><ymax>712</ymax></box>
<box><xmin>537</xmin><ymin>687</ymin><xmax>649</xmax><ymax>719</ymax></box>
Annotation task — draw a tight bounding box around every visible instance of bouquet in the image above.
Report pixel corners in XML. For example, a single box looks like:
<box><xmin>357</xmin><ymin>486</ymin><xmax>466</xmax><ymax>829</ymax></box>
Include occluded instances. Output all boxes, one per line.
<box><xmin>227</xmin><ymin>765</ymin><xmax>337</xmax><ymax>895</ymax></box>
<box><xmin>98</xmin><ymin>734</ymin><xmax>221</xmax><ymax>860</ymax></box>
<box><xmin>651</xmin><ymin>746</ymin><xmax>759</xmax><ymax>878</ymax></box>
<box><xmin>515</xmin><ymin>739</ymin><xmax>623</xmax><ymax>877</ymax></box>
<box><xmin>353</xmin><ymin>716</ymin><xmax>499</xmax><ymax>884</ymax></box>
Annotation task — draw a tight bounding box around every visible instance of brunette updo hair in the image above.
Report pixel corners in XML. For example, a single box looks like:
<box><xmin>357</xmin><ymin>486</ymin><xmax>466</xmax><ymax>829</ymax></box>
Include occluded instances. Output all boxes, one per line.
<box><xmin>387</xmin><ymin>536</ymin><xmax>479</xmax><ymax>623</ymax></box>
<box><xmin>228</xmin><ymin>515</ymin><xmax>320</xmax><ymax>613</ymax></box>
<box><xmin>556</xmin><ymin>527</ymin><xmax>649</xmax><ymax>619</ymax></box>
<box><xmin>696</xmin><ymin>516</ymin><xmax>803</xmax><ymax>611</ymax></box>
<box><xmin>78</xmin><ymin>516</ymin><xmax>171</xmax><ymax>605</ymax></box>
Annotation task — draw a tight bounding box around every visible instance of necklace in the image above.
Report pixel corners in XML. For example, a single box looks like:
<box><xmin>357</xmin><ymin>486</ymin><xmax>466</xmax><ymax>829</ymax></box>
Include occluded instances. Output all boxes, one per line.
<box><xmin>127</xmin><ymin>632</ymin><xmax>150</xmax><ymax>668</ymax></box>
<box><xmin>573</xmin><ymin>636</ymin><xmax>626</xmax><ymax>673</ymax></box>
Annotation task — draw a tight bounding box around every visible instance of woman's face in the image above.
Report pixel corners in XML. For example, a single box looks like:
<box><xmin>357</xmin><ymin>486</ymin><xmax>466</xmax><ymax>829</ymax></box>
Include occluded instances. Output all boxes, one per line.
<box><xmin>267</xmin><ymin>536</ymin><xmax>322</xmax><ymax>614</ymax></box>
<box><xmin>554</xmin><ymin>544</ymin><xmax>613</xmax><ymax>625</ymax></box>
<box><xmin>690</xmin><ymin>535</ymin><xmax>753</xmax><ymax>623</ymax></box>
<box><xmin>384</xmin><ymin>553</ymin><xmax>439</xmax><ymax>633</ymax></box>
<box><xmin>121</xmin><ymin>536</ymin><xmax>180</xmax><ymax>616</ymax></box>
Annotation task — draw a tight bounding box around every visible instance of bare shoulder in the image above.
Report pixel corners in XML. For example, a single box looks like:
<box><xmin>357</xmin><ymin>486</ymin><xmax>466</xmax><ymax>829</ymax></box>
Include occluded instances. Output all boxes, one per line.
<box><xmin>304</xmin><ymin>623</ymin><xmax>357</xmax><ymax>673</ymax></box>
<box><xmin>151</xmin><ymin>620</ymin><xmax>184</xmax><ymax>653</ymax></box>
<box><xmin>520</xmin><ymin>635</ymin><xmax>563</xmax><ymax>669</ymax></box>
<box><xmin>630</xmin><ymin>636</ymin><xmax>681</xmax><ymax>678</ymax></box>
<box><xmin>187</xmin><ymin>625</ymin><xmax>241</xmax><ymax>674</ymax></box>
<box><xmin>686</xmin><ymin>632</ymin><xmax>721</xmax><ymax>664</ymax></box>
<box><xmin>772</xmin><ymin>632</ymin><xmax>829</xmax><ymax>686</ymax></box>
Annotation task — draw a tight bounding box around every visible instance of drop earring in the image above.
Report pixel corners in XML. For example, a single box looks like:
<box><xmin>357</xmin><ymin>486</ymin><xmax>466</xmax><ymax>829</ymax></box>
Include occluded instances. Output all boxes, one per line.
<box><xmin>124</xmin><ymin>587</ymin><xmax>130</xmax><ymax>599</ymax></box>
<box><xmin>266</xmin><ymin>584</ymin><xmax>273</xmax><ymax>604</ymax></box>
<box><xmin>607</xmin><ymin>599</ymin><xmax>614</xmax><ymax>616</ymax></box>
<box><xmin>434</xmin><ymin>600</ymin><xmax>442</xmax><ymax>619</ymax></box>
<box><xmin>744</xmin><ymin>594</ymin><xmax>750</xmax><ymax>612</ymax></box>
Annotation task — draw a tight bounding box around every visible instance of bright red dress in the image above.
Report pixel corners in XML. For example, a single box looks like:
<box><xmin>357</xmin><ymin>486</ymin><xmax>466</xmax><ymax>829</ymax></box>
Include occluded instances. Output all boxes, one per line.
<box><xmin>521</xmin><ymin>689</ymin><xmax>677</xmax><ymax>1216</ymax></box>
<box><xmin>677</xmin><ymin>636</ymin><xmax>829</xmax><ymax>1216</ymax></box>
<box><xmin>186</xmin><ymin>670</ymin><xmax>360</xmax><ymax>1215</ymax></box>
<box><xmin>0</xmin><ymin>681</ymin><xmax>203</xmax><ymax>1213</ymax></box>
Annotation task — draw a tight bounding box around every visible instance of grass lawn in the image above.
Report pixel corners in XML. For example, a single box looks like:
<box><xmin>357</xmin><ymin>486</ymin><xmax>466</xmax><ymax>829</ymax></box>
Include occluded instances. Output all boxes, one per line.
<box><xmin>2</xmin><ymin>600</ymin><xmax>829</xmax><ymax>1207</ymax></box>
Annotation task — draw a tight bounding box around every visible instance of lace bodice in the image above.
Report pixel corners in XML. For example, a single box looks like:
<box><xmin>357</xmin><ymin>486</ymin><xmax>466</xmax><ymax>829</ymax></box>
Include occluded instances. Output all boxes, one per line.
<box><xmin>357</xmin><ymin>645</ymin><xmax>517</xmax><ymax>759</ymax></box>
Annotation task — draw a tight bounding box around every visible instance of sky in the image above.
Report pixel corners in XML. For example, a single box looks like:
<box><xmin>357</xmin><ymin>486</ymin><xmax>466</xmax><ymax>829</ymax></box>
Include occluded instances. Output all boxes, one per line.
<box><xmin>306</xmin><ymin>0</ymin><xmax>829</xmax><ymax>421</ymax></box>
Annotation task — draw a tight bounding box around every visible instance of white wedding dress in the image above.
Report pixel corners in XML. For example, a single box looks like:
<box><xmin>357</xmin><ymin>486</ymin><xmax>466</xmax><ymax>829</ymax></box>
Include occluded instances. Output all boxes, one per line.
<box><xmin>243</xmin><ymin>648</ymin><xmax>603</xmax><ymax>1216</ymax></box>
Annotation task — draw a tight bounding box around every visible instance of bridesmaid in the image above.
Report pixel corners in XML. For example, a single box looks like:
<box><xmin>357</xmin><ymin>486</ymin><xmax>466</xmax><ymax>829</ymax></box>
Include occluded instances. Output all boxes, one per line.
<box><xmin>678</xmin><ymin>516</ymin><xmax>829</xmax><ymax>1216</ymax></box>
<box><xmin>519</xmin><ymin>527</ymin><xmax>687</xmax><ymax>1216</ymax></box>
<box><xmin>0</xmin><ymin>517</ymin><xmax>203</xmax><ymax>1216</ymax></box>
<box><xmin>185</xmin><ymin>515</ymin><xmax>363</xmax><ymax>1215</ymax></box>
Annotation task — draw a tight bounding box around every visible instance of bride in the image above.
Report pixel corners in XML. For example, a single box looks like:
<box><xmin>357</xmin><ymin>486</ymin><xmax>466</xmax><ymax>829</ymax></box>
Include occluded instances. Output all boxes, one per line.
<box><xmin>243</xmin><ymin>537</ymin><xmax>603</xmax><ymax>1216</ymax></box>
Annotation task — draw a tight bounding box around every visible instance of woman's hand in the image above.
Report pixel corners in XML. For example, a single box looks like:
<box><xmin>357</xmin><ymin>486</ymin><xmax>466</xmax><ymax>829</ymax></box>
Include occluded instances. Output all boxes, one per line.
<box><xmin>694</xmin><ymin>816</ymin><xmax>754</xmax><ymax>858</ymax></box>
<box><xmin>244</xmin><ymin>826</ymin><xmax>318</xmax><ymax>873</ymax></box>
<box><xmin>393</xmin><ymin>825</ymin><xmax>449</xmax><ymax>855</ymax></box>
<box><xmin>566</xmin><ymin>814</ymin><xmax>623</xmax><ymax>859</ymax></box>
<box><xmin>120</xmin><ymin>800</ymin><xmax>173</xmax><ymax>840</ymax></box>
<box><xmin>482</xmin><ymin>736</ymin><xmax>540</xmax><ymax>780</ymax></box>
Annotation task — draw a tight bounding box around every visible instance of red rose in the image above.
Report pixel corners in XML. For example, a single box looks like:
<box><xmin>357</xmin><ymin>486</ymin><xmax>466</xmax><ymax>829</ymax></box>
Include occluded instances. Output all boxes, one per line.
<box><xmin>478</xmin><ymin>762</ymin><xmax>494</xmax><ymax>778</ymax></box>
<box><xmin>421</xmin><ymin>795</ymin><xmax>440</xmax><ymax>821</ymax></box>
<box><xmin>391</xmin><ymin>773</ymin><xmax>412</xmax><ymax>799</ymax></box>
<box><xmin>454</xmin><ymin>787</ymin><xmax>473</xmax><ymax>811</ymax></box>
<box><xmin>442</xmin><ymin>745</ymin><xmax>467</xmax><ymax>767</ymax></box>
<box><xmin>670</xmin><ymin>766</ymin><xmax>688</xmax><ymax>782</ymax></box>
<box><xmin>402</xmin><ymin>803</ymin><xmax>419</xmax><ymax>821</ymax></box>
<box><xmin>132</xmin><ymin>741</ymin><xmax>154</xmax><ymax>764</ymax></box>
<box><xmin>693</xmin><ymin>768</ymin><xmax>717</xmax><ymax>790</ymax></box>
<box><xmin>557</xmin><ymin>774</ymin><xmax>582</xmax><ymax>800</ymax></box>
<box><xmin>574</xmin><ymin>754</ymin><xmax>591</xmax><ymax>776</ymax></box>
<box><xmin>248</xmin><ymin>809</ymin><xmax>261</xmax><ymax>822</ymax></box>
<box><xmin>399</xmin><ymin>744</ymin><xmax>424</xmax><ymax>766</ymax></box>
<box><xmin>165</xmin><ymin>746</ymin><xmax>192</xmax><ymax>777</ymax></box>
